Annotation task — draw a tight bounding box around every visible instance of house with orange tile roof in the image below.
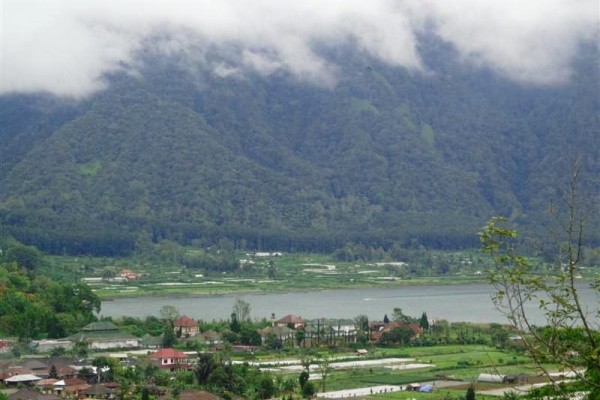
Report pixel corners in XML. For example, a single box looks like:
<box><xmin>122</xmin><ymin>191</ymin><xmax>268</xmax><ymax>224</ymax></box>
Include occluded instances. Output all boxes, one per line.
<box><xmin>149</xmin><ymin>348</ymin><xmax>190</xmax><ymax>371</ymax></box>
<box><xmin>274</xmin><ymin>315</ymin><xmax>305</xmax><ymax>329</ymax></box>
<box><xmin>173</xmin><ymin>316</ymin><xmax>199</xmax><ymax>337</ymax></box>
<box><xmin>119</xmin><ymin>269</ymin><xmax>137</xmax><ymax>280</ymax></box>
<box><xmin>370</xmin><ymin>321</ymin><xmax>423</xmax><ymax>343</ymax></box>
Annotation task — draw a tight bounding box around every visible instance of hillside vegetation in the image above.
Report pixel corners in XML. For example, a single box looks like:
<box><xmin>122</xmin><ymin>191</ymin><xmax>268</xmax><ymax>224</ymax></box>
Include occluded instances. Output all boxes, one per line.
<box><xmin>0</xmin><ymin>40</ymin><xmax>598</xmax><ymax>255</ymax></box>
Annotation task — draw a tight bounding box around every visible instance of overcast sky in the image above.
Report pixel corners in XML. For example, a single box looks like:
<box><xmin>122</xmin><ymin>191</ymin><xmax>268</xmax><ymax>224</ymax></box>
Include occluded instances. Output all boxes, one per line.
<box><xmin>1</xmin><ymin>0</ymin><xmax>598</xmax><ymax>98</ymax></box>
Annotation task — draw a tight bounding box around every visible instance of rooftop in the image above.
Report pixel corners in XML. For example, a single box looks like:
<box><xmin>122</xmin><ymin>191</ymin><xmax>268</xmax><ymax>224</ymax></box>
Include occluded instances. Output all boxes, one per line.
<box><xmin>174</xmin><ymin>316</ymin><xmax>197</xmax><ymax>328</ymax></box>
<box><xmin>150</xmin><ymin>348</ymin><xmax>188</xmax><ymax>359</ymax></box>
<box><xmin>81</xmin><ymin>321</ymin><xmax>120</xmax><ymax>332</ymax></box>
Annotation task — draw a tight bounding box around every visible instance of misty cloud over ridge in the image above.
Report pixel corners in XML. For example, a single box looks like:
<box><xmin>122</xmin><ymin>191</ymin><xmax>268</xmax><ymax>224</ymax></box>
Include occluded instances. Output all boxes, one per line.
<box><xmin>2</xmin><ymin>0</ymin><xmax>597</xmax><ymax>98</ymax></box>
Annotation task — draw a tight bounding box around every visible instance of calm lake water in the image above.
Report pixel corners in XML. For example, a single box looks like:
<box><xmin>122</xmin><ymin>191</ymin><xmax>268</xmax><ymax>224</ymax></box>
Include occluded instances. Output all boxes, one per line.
<box><xmin>98</xmin><ymin>283</ymin><xmax>599</xmax><ymax>324</ymax></box>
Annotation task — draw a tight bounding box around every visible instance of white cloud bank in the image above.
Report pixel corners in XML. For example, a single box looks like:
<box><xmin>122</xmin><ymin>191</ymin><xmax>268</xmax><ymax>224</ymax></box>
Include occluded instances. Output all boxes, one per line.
<box><xmin>1</xmin><ymin>0</ymin><xmax>597</xmax><ymax>98</ymax></box>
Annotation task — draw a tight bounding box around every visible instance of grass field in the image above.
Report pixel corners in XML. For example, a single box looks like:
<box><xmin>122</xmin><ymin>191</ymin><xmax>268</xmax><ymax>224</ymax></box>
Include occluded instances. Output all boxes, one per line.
<box><xmin>45</xmin><ymin>250</ymin><xmax>494</xmax><ymax>299</ymax></box>
<box><xmin>317</xmin><ymin>345</ymin><xmax>533</xmax><ymax>390</ymax></box>
<box><xmin>241</xmin><ymin>344</ymin><xmax>550</xmax><ymax>398</ymax></box>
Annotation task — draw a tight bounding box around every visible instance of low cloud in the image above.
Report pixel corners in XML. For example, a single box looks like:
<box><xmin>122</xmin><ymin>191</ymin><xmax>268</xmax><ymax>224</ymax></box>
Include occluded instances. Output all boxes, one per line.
<box><xmin>409</xmin><ymin>0</ymin><xmax>598</xmax><ymax>85</ymax></box>
<box><xmin>1</xmin><ymin>0</ymin><xmax>597</xmax><ymax>98</ymax></box>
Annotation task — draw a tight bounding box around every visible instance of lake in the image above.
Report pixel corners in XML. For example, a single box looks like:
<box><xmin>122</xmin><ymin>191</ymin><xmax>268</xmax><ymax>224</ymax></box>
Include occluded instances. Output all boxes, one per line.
<box><xmin>98</xmin><ymin>282</ymin><xmax>600</xmax><ymax>324</ymax></box>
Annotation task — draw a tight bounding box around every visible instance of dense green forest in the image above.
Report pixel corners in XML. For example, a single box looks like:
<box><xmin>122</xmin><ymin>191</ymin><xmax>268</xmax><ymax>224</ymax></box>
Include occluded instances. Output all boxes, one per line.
<box><xmin>0</xmin><ymin>238</ymin><xmax>101</xmax><ymax>339</ymax></box>
<box><xmin>0</xmin><ymin>39</ymin><xmax>598</xmax><ymax>256</ymax></box>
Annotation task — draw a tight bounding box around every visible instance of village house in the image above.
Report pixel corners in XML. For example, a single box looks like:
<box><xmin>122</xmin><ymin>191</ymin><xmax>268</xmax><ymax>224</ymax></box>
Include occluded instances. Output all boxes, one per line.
<box><xmin>173</xmin><ymin>316</ymin><xmax>199</xmax><ymax>337</ymax></box>
<box><xmin>32</xmin><ymin>339</ymin><xmax>74</xmax><ymax>353</ymax></box>
<box><xmin>196</xmin><ymin>330</ymin><xmax>223</xmax><ymax>347</ymax></box>
<box><xmin>3</xmin><ymin>374</ymin><xmax>42</xmax><ymax>387</ymax></box>
<box><xmin>4</xmin><ymin>367</ymin><xmax>34</xmax><ymax>379</ymax></box>
<box><xmin>53</xmin><ymin>377</ymin><xmax>91</xmax><ymax>396</ymax></box>
<box><xmin>82</xmin><ymin>383</ymin><xmax>117</xmax><ymax>399</ymax></box>
<box><xmin>34</xmin><ymin>378</ymin><xmax>60</xmax><ymax>393</ymax></box>
<box><xmin>149</xmin><ymin>348</ymin><xmax>190</xmax><ymax>371</ymax></box>
<box><xmin>67</xmin><ymin>321</ymin><xmax>140</xmax><ymax>350</ymax></box>
<box><xmin>140</xmin><ymin>333</ymin><xmax>163</xmax><ymax>349</ymax></box>
<box><xmin>370</xmin><ymin>321</ymin><xmax>424</xmax><ymax>343</ymax></box>
<box><xmin>274</xmin><ymin>315</ymin><xmax>305</xmax><ymax>329</ymax></box>
<box><xmin>258</xmin><ymin>326</ymin><xmax>295</xmax><ymax>346</ymax></box>
<box><xmin>119</xmin><ymin>269</ymin><xmax>137</xmax><ymax>280</ymax></box>
<box><xmin>7</xmin><ymin>389</ymin><xmax>60</xmax><ymax>400</ymax></box>
<box><xmin>21</xmin><ymin>360</ymin><xmax>50</xmax><ymax>378</ymax></box>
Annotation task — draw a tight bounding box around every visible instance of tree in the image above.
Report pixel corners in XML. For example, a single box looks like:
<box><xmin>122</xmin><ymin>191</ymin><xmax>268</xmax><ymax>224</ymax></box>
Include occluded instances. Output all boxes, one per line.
<box><xmin>298</xmin><ymin>371</ymin><xmax>309</xmax><ymax>391</ymax></box>
<box><xmin>301</xmin><ymin>381</ymin><xmax>316</xmax><ymax>398</ymax></box>
<box><xmin>480</xmin><ymin>159</ymin><xmax>599</xmax><ymax>397</ymax></box>
<box><xmin>257</xmin><ymin>375</ymin><xmax>275</xmax><ymax>399</ymax></box>
<box><xmin>159</xmin><ymin>305</ymin><xmax>179</xmax><ymax>322</ymax></box>
<box><xmin>229</xmin><ymin>313</ymin><xmax>241</xmax><ymax>334</ymax></box>
<box><xmin>465</xmin><ymin>384</ymin><xmax>476</xmax><ymax>400</ymax></box>
<box><xmin>316</xmin><ymin>355</ymin><xmax>332</xmax><ymax>392</ymax></box>
<box><xmin>379</xmin><ymin>325</ymin><xmax>416</xmax><ymax>345</ymax></box>
<box><xmin>74</xmin><ymin>341</ymin><xmax>89</xmax><ymax>358</ymax></box>
<box><xmin>267</xmin><ymin>260</ymin><xmax>276</xmax><ymax>280</ymax></box>
<box><xmin>195</xmin><ymin>353</ymin><xmax>216</xmax><ymax>384</ymax></box>
<box><xmin>141</xmin><ymin>387</ymin><xmax>150</xmax><ymax>400</ymax></box>
<box><xmin>232</xmin><ymin>298</ymin><xmax>251</xmax><ymax>322</ymax></box>
<box><xmin>419</xmin><ymin>312</ymin><xmax>430</xmax><ymax>331</ymax></box>
<box><xmin>162</xmin><ymin>322</ymin><xmax>176</xmax><ymax>347</ymax></box>
<box><xmin>354</xmin><ymin>314</ymin><xmax>369</xmax><ymax>333</ymax></box>
<box><xmin>265</xmin><ymin>333</ymin><xmax>282</xmax><ymax>350</ymax></box>
<box><xmin>240</xmin><ymin>326</ymin><xmax>262</xmax><ymax>346</ymax></box>
<box><xmin>392</xmin><ymin>307</ymin><xmax>410</xmax><ymax>322</ymax></box>
<box><xmin>5</xmin><ymin>243</ymin><xmax>44</xmax><ymax>271</ymax></box>
<box><xmin>101</xmin><ymin>267</ymin><xmax>116</xmax><ymax>281</ymax></box>
<box><xmin>295</xmin><ymin>328</ymin><xmax>306</xmax><ymax>347</ymax></box>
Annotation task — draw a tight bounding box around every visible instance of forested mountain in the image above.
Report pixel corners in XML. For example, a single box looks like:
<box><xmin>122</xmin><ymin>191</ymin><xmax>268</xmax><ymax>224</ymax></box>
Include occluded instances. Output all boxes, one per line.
<box><xmin>1</xmin><ymin>39</ymin><xmax>598</xmax><ymax>255</ymax></box>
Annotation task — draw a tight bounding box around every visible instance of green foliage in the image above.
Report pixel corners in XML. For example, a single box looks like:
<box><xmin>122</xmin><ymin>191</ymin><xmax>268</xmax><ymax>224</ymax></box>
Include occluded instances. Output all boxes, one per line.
<box><xmin>256</xmin><ymin>375</ymin><xmax>276</xmax><ymax>399</ymax></box>
<box><xmin>3</xmin><ymin>241</ymin><xmax>45</xmax><ymax>271</ymax></box>
<box><xmin>265</xmin><ymin>333</ymin><xmax>282</xmax><ymax>350</ymax></box>
<box><xmin>140</xmin><ymin>387</ymin><xmax>150</xmax><ymax>400</ymax></box>
<box><xmin>420</xmin><ymin>124</ymin><xmax>435</xmax><ymax>147</ymax></box>
<box><xmin>419</xmin><ymin>312</ymin><xmax>430</xmax><ymax>331</ymax></box>
<box><xmin>240</xmin><ymin>326</ymin><xmax>262</xmax><ymax>346</ymax></box>
<box><xmin>379</xmin><ymin>325</ymin><xmax>417</xmax><ymax>345</ymax></box>
<box><xmin>2</xmin><ymin>44</ymin><xmax>598</xmax><ymax>256</ymax></box>
<box><xmin>195</xmin><ymin>353</ymin><xmax>215</xmax><ymax>384</ymax></box>
<box><xmin>232</xmin><ymin>298</ymin><xmax>251</xmax><ymax>322</ymax></box>
<box><xmin>0</xmin><ymin>261</ymin><xmax>100</xmax><ymax>339</ymax></box>
<box><xmin>298</xmin><ymin>370</ymin><xmax>309</xmax><ymax>389</ymax></box>
<box><xmin>229</xmin><ymin>313</ymin><xmax>241</xmax><ymax>334</ymax></box>
<box><xmin>161</xmin><ymin>322</ymin><xmax>176</xmax><ymax>347</ymax></box>
<box><xmin>301</xmin><ymin>381</ymin><xmax>316</xmax><ymax>398</ymax></box>
<box><xmin>78</xmin><ymin>160</ymin><xmax>102</xmax><ymax>176</ymax></box>
<box><xmin>480</xmin><ymin>172</ymin><xmax>600</xmax><ymax>396</ymax></box>
<box><xmin>466</xmin><ymin>384</ymin><xmax>476</xmax><ymax>400</ymax></box>
<box><xmin>392</xmin><ymin>307</ymin><xmax>412</xmax><ymax>323</ymax></box>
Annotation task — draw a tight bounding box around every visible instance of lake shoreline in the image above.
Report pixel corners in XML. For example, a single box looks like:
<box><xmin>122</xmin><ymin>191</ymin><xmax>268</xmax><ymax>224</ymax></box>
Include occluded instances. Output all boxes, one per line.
<box><xmin>98</xmin><ymin>280</ymin><xmax>598</xmax><ymax>323</ymax></box>
<box><xmin>97</xmin><ymin>276</ymin><xmax>491</xmax><ymax>301</ymax></box>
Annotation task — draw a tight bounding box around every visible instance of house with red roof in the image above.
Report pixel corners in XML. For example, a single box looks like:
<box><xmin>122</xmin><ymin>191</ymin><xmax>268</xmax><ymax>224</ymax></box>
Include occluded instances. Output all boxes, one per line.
<box><xmin>53</xmin><ymin>378</ymin><xmax>91</xmax><ymax>395</ymax></box>
<box><xmin>149</xmin><ymin>348</ymin><xmax>190</xmax><ymax>371</ymax></box>
<box><xmin>370</xmin><ymin>321</ymin><xmax>423</xmax><ymax>343</ymax></box>
<box><xmin>173</xmin><ymin>316</ymin><xmax>199</xmax><ymax>337</ymax></box>
<box><xmin>119</xmin><ymin>269</ymin><xmax>137</xmax><ymax>280</ymax></box>
<box><xmin>274</xmin><ymin>315</ymin><xmax>305</xmax><ymax>329</ymax></box>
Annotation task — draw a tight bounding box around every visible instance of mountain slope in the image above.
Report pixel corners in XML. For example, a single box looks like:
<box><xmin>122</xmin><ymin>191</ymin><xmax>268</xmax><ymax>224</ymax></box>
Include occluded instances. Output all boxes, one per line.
<box><xmin>1</xmin><ymin>42</ymin><xmax>598</xmax><ymax>255</ymax></box>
